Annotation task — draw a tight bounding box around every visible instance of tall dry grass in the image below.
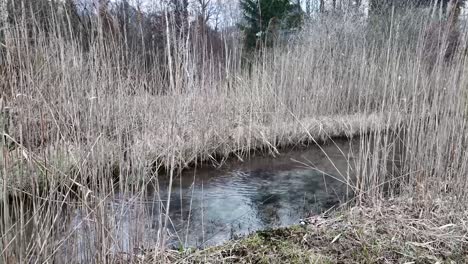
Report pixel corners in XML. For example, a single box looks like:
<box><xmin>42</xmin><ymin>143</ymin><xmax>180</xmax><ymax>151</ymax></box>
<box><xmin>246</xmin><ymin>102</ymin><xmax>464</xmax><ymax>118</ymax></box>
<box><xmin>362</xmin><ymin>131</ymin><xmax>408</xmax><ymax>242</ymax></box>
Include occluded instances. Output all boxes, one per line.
<box><xmin>1</xmin><ymin>4</ymin><xmax>468</xmax><ymax>263</ymax></box>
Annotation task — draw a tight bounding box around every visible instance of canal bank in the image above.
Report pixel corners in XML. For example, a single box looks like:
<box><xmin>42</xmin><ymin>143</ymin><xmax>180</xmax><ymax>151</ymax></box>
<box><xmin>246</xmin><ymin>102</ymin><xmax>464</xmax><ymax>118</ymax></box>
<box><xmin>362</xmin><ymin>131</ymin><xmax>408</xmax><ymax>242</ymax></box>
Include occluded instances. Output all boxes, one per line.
<box><xmin>138</xmin><ymin>196</ymin><xmax>468</xmax><ymax>263</ymax></box>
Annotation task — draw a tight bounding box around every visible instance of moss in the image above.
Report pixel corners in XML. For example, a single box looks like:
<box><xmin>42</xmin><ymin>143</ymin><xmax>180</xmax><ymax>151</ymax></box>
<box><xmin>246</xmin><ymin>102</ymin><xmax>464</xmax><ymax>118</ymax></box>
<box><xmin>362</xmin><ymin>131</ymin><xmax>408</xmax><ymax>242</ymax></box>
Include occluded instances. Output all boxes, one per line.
<box><xmin>242</xmin><ymin>233</ymin><xmax>263</xmax><ymax>248</ymax></box>
<box><xmin>175</xmin><ymin>227</ymin><xmax>330</xmax><ymax>264</ymax></box>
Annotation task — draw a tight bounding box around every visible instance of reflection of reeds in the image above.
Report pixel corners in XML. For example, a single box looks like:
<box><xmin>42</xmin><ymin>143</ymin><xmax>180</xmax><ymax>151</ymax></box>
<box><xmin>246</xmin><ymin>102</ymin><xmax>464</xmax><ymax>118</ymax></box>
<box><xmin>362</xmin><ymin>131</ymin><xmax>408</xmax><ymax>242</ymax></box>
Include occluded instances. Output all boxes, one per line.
<box><xmin>1</xmin><ymin>4</ymin><xmax>468</xmax><ymax>263</ymax></box>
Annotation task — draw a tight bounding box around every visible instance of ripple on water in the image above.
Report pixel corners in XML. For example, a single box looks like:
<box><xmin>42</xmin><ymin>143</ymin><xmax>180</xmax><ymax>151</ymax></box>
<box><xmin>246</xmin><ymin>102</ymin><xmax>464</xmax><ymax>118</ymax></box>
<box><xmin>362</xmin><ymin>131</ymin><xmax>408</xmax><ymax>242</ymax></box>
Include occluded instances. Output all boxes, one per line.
<box><xmin>62</xmin><ymin>139</ymin><xmax>357</xmax><ymax>259</ymax></box>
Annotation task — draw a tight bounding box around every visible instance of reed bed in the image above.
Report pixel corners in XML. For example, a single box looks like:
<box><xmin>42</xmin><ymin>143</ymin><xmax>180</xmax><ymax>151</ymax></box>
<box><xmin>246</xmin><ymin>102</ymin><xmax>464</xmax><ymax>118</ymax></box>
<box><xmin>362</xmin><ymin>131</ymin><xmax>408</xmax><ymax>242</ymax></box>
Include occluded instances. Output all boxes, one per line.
<box><xmin>1</xmin><ymin>4</ymin><xmax>468</xmax><ymax>263</ymax></box>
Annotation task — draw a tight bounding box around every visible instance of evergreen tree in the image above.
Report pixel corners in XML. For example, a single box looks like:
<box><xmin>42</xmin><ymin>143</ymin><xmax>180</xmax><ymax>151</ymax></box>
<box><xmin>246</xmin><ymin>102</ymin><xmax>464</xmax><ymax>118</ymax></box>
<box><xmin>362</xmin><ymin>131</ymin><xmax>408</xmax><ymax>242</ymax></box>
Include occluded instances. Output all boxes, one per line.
<box><xmin>239</xmin><ymin>0</ymin><xmax>302</xmax><ymax>50</ymax></box>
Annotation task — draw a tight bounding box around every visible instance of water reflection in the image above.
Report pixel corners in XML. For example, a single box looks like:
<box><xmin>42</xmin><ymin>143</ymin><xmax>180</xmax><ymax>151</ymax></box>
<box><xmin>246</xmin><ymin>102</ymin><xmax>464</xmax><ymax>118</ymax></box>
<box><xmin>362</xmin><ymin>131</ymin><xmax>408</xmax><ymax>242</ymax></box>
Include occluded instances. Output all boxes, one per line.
<box><xmin>64</xmin><ymin>139</ymin><xmax>356</xmax><ymax>260</ymax></box>
<box><xmin>148</xmin><ymin>139</ymin><xmax>355</xmax><ymax>248</ymax></box>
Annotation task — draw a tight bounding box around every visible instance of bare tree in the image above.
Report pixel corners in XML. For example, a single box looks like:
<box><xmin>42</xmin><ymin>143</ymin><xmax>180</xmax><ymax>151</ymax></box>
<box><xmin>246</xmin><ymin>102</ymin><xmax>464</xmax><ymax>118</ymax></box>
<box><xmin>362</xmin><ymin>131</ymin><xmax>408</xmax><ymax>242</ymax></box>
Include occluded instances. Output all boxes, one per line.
<box><xmin>195</xmin><ymin>0</ymin><xmax>211</xmax><ymax>23</ymax></box>
<box><xmin>212</xmin><ymin>0</ymin><xmax>222</xmax><ymax>30</ymax></box>
<box><xmin>170</xmin><ymin>0</ymin><xmax>189</xmax><ymax>32</ymax></box>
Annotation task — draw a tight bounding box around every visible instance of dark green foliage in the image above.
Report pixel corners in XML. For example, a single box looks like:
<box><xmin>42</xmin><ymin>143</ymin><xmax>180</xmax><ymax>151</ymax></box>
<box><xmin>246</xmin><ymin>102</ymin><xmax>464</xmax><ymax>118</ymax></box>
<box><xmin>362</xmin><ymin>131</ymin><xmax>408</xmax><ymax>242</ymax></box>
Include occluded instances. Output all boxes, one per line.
<box><xmin>238</xmin><ymin>0</ymin><xmax>303</xmax><ymax>50</ymax></box>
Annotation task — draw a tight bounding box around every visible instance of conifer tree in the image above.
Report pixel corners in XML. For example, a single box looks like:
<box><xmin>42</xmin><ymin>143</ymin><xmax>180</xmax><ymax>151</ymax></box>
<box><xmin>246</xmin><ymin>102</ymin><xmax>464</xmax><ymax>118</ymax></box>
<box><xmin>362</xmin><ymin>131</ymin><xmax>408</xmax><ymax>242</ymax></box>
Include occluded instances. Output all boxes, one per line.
<box><xmin>239</xmin><ymin>0</ymin><xmax>302</xmax><ymax>50</ymax></box>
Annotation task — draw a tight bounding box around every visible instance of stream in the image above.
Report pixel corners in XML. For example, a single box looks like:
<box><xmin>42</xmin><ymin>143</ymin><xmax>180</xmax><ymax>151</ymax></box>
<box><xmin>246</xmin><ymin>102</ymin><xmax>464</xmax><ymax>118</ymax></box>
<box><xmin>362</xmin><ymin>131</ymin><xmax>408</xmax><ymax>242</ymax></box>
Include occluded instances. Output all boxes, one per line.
<box><xmin>59</xmin><ymin>139</ymin><xmax>357</xmax><ymax>261</ymax></box>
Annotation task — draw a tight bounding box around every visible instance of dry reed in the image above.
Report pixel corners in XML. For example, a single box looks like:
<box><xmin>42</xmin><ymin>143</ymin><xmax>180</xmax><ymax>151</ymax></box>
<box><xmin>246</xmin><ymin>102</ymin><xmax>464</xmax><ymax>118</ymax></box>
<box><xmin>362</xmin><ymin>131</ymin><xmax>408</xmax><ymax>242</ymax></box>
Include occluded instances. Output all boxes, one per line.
<box><xmin>1</xmin><ymin>3</ymin><xmax>468</xmax><ymax>263</ymax></box>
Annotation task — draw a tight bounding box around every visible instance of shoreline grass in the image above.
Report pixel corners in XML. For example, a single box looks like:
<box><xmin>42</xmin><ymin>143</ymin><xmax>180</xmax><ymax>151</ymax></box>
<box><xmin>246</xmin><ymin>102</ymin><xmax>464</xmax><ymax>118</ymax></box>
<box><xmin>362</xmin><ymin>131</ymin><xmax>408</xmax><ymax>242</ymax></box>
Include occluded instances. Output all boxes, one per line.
<box><xmin>0</xmin><ymin>111</ymin><xmax>401</xmax><ymax>199</ymax></box>
<box><xmin>155</xmin><ymin>196</ymin><xmax>467</xmax><ymax>264</ymax></box>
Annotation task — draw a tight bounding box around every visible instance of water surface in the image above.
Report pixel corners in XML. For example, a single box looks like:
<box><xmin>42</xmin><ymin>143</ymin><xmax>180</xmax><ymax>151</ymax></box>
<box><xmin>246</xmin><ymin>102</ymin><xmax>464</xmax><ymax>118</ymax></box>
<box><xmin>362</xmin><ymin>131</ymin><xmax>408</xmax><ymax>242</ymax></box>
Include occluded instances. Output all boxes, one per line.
<box><xmin>62</xmin><ymin>139</ymin><xmax>357</xmax><ymax>260</ymax></box>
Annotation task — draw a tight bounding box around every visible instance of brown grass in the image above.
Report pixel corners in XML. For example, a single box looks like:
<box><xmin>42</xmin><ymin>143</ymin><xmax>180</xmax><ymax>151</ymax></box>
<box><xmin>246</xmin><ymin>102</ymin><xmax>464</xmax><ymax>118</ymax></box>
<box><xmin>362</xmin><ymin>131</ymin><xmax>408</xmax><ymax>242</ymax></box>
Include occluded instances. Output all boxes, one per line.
<box><xmin>1</xmin><ymin>4</ymin><xmax>468</xmax><ymax>263</ymax></box>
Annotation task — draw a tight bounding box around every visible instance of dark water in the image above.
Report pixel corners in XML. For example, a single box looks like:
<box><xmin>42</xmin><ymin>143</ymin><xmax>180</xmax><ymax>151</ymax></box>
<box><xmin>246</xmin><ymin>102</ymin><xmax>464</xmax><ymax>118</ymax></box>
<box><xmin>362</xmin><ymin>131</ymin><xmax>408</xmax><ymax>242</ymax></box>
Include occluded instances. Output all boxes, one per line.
<box><xmin>62</xmin><ymin>139</ymin><xmax>357</xmax><ymax>260</ymax></box>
